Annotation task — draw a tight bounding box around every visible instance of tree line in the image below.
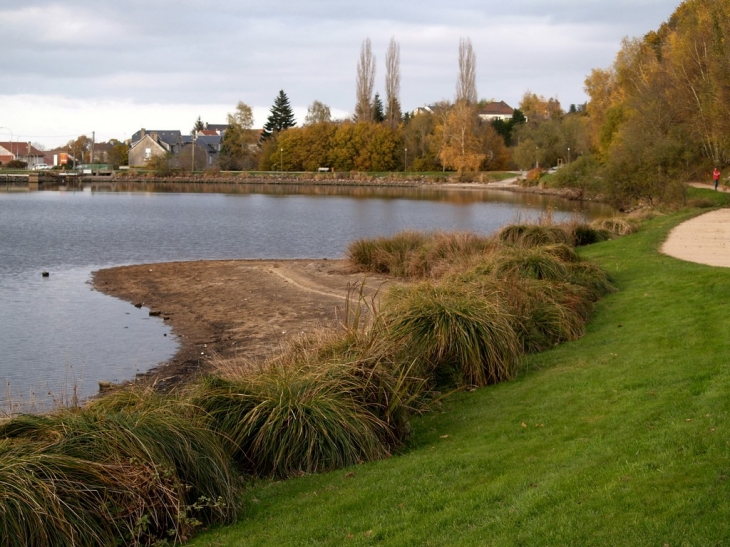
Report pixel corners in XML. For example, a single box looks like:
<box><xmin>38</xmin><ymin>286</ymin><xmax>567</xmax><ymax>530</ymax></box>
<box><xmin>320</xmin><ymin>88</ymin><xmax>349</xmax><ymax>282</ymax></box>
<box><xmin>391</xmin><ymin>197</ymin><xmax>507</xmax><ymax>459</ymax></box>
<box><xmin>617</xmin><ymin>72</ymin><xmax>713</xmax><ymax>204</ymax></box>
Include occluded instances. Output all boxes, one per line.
<box><xmin>217</xmin><ymin>37</ymin><xmax>522</xmax><ymax>176</ymax></box>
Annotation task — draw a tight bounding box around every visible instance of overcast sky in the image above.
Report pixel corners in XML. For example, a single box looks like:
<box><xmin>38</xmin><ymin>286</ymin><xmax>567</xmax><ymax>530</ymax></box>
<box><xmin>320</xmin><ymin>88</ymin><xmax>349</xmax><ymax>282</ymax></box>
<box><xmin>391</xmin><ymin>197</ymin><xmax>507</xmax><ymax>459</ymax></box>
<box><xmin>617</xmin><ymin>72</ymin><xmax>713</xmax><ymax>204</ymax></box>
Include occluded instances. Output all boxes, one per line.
<box><xmin>0</xmin><ymin>0</ymin><xmax>679</xmax><ymax>148</ymax></box>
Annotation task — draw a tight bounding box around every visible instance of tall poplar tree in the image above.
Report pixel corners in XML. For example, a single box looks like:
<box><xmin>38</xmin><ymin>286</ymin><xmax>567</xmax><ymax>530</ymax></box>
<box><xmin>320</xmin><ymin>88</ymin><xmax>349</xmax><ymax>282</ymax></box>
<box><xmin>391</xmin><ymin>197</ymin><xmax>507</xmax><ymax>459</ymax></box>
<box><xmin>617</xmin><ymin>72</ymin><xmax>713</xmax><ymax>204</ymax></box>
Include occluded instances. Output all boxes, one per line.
<box><xmin>456</xmin><ymin>37</ymin><xmax>477</xmax><ymax>105</ymax></box>
<box><xmin>355</xmin><ymin>38</ymin><xmax>376</xmax><ymax>122</ymax></box>
<box><xmin>261</xmin><ymin>90</ymin><xmax>297</xmax><ymax>141</ymax></box>
<box><xmin>385</xmin><ymin>36</ymin><xmax>402</xmax><ymax>129</ymax></box>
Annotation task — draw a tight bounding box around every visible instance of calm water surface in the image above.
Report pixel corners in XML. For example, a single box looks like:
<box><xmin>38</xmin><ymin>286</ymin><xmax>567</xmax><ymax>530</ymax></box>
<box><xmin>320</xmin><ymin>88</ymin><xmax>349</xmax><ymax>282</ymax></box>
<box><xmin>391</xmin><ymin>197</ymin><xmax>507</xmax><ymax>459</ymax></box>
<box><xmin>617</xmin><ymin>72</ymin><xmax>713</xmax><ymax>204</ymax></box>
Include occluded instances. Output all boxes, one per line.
<box><xmin>0</xmin><ymin>185</ymin><xmax>611</xmax><ymax>411</ymax></box>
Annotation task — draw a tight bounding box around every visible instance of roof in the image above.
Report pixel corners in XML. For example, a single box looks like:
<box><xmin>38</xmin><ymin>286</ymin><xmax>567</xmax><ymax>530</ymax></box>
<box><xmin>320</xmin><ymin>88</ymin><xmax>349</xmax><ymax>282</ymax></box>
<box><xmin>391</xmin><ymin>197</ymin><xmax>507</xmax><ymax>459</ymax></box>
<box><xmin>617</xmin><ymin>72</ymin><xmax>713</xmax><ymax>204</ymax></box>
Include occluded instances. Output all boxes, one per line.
<box><xmin>478</xmin><ymin>101</ymin><xmax>514</xmax><ymax>117</ymax></box>
<box><xmin>204</xmin><ymin>124</ymin><xmax>228</xmax><ymax>132</ymax></box>
<box><xmin>130</xmin><ymin>129</ymin><xmax>182</xmax><ymax>146</ymax></box>
<box><xmin>0</xmin><ymin>142</ymin><xmax>45</xmax><ymax>156</ymax></box>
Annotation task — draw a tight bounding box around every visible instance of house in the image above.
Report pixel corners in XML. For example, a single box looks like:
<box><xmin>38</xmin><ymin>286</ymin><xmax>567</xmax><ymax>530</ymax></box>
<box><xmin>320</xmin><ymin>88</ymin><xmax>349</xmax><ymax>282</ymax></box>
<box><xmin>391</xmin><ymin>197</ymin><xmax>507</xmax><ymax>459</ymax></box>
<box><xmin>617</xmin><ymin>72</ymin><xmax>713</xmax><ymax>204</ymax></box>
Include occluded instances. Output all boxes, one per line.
<box><xmin>412</xmin><ymin>105</ymin><xmax>434</xmax><ymax>116</ymax></box>
<box><xmin>0</xmin><ymin>142</ymin><xmax>45</xmax><ymax>168</ymax></box>
<box><xmin>203</xmin><ymin>123</ymin><xmax>228</xmax><ymax>136</ymax></box>
<box><xmin>91</xmin><ymin>142</ymin><xmax>114</xmax><ymax>163</ymax></box>
<box><xmin>478</xmin><ymin>101</ymin><xmax>515</xmax><ymax>122</ymax></box>
<box><xmin>128</xmin><ymin>129</ymin><xmax>182</xmax><ymax>167</ymax></box>
<box><xmin>192</xmin><ymin>134</ymin><xmax>222</xmax><ymax>167</ymax></box>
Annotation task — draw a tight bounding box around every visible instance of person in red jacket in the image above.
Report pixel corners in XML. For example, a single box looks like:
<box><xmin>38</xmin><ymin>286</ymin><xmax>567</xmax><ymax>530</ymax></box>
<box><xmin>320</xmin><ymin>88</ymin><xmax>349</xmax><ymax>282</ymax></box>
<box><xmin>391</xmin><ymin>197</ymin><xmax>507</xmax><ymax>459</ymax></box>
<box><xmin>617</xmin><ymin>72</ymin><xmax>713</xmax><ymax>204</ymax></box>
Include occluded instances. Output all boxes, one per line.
<box><xmin>713</xmin><ymin>167</ymin><xmax>721</xmax><ymax>190</ymax></box>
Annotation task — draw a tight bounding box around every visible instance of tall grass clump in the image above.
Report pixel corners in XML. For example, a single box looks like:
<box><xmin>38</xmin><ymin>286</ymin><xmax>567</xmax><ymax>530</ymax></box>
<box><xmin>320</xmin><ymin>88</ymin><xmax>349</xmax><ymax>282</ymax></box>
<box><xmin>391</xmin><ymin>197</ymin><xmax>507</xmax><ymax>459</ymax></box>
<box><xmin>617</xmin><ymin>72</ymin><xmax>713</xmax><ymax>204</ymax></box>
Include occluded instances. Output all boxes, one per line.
<box><xmin>498</xmin><ymin>223</ymin><xmax>572</xmax><ymax>247</ymax></box>
<box><xmin>197</xmin><ymin>363</ymin><xmax>394</xmax><ymax>478</ymax></box>
<box><xmin>384</xmin><ymin>283</ymin><xmax>520</xmax><ymax>387</ymax></box>
<box><xmin>590</xmin><ymin>217</ymin><xmax>638</xmax><ymax>236</ymax></box>
<box><xmin>0</xmin><ymin>393</ymin><xmax>239</xmax><ymax>546</ymax></box>
<box><xmin>0</xmin><ymin>440</ymin><xmax>128</xmax><ymax>547</ymax></box>
<box><xmin>347</xmin><ymin>231</ymin><xmax>428</xmax><ymax>277</ymax></box>
<box><xmin>196</xmin><ymin>283</ymin><xmax>427</xmax><ymax>479</ymax></box>
<box><xmin>565</xmin><ymin>261</ymin><xmax>617</xmax><ymax>301</ymax></box>
<box><xmin>485</xmin><ymin>246</ymin><xmax>570</xmax><ymax>282</ymax></box>
<box><xmin>347</xmin><ymin>230</ymin><xmax>495</xmax><ymax>279</ymax></box>
<box><xmin>495</xmin><ymin>278</ymin><xmax>588</xmax><ymax>353</ymax></box>
<box><xmin>566</xmin><ymin>221</ymin><xmax>611</xmax><ymax>246</ymax></box>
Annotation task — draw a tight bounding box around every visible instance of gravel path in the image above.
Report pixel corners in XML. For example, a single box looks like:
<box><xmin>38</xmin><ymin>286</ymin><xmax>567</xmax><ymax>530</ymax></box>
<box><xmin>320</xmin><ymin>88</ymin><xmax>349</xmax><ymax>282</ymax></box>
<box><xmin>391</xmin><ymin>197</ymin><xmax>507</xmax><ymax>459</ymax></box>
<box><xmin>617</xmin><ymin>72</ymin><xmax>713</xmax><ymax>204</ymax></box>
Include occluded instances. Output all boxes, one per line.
<box><xmin>661</xmin><ymin>209</ymin><xmax>730</xmax><ymax>267</ymax></box>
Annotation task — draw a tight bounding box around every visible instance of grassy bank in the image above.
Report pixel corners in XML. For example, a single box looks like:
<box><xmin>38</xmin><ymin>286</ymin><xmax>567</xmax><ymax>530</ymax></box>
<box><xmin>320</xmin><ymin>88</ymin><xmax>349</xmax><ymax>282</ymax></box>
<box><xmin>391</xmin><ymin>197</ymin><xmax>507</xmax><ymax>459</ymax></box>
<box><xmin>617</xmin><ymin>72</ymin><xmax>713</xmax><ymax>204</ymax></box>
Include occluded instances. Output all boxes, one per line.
<box><xmin>188</xmin><ymin>192</ymin><xmax>730</xmax><ymax>546</ymax></box>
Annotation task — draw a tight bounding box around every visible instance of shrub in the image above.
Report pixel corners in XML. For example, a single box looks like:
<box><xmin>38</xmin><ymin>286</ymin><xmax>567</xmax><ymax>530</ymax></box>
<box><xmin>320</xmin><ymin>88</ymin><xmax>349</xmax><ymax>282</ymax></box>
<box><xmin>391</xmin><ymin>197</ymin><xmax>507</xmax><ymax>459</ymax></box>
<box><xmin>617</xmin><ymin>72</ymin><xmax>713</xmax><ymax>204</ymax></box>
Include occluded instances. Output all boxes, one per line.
<box><xmin>384</xmin><ymin>283</ymin><xmax>520</xmax><ymax>387</ymax></box>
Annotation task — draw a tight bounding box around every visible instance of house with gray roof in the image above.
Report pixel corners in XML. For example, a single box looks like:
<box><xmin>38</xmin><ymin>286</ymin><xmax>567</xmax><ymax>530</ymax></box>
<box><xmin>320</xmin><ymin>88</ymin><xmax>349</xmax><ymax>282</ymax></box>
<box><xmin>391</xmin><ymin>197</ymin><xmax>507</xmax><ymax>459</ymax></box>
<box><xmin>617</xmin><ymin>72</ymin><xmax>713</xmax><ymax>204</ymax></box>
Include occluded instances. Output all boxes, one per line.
<box><xmin>128</xmin><ymin>129</ymin><xmax>183</xmax><ymax>167</ymax></box>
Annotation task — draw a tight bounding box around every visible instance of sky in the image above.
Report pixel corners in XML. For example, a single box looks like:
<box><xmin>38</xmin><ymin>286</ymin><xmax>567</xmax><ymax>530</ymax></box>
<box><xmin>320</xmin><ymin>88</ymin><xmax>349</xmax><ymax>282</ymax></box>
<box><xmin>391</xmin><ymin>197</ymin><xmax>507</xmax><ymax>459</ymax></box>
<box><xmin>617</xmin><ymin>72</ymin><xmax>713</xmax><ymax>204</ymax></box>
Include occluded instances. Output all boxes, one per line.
<box><xmin>0</xmin><ymin>0</ymin><xmax>681</xmax><ymax>149</ymax></box>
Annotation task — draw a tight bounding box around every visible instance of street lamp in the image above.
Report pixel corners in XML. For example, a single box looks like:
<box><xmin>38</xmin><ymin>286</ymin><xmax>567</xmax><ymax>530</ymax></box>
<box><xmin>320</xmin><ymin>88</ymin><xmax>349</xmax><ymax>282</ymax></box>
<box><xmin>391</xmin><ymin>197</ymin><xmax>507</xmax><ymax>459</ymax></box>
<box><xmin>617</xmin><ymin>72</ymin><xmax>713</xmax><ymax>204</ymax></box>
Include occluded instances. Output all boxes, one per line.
<box><xmin>280</xmin><ymin>148</ymin><xmax>283</xmax><ymax>172</ymax></box>
<box><xmin>567</xmin><ymin>147</ymin><xmax>571</xmax><ymax>165</ymax></box>
<box><xmin>404</xmin><ymin>147</ymin><xmax>408</xmax><ymax>172</ymax></box>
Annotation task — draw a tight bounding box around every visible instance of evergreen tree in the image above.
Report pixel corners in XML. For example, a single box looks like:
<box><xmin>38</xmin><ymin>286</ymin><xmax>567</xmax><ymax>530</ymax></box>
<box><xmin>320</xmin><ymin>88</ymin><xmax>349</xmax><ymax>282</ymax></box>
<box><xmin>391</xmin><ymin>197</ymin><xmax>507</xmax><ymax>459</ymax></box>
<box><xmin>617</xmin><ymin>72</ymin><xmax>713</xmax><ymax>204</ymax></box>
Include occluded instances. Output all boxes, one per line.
<box><xmin>261</xmin><ymin>90</ymin><xmax>297</xmax><ymax>141</ymax></box>
<box><xmin>192</xmin><ymin>116</ymin><xmax>205</xmax><ymax>134</ymax></box>
<box><xmin>372</xmin><ymin>93</ymin><xmax>385</xmax><ymax>123</ymax></box>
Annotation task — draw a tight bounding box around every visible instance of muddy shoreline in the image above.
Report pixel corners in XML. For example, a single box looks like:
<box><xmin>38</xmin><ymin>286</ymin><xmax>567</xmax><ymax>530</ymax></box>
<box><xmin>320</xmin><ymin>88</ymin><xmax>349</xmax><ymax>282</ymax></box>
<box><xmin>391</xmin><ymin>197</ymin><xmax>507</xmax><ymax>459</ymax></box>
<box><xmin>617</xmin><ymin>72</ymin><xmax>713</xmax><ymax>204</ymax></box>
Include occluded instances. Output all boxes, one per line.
<box><xmin>92</xmin><ymin>259</ymin><xmax>394</xmax><ymax>391</ymax></box>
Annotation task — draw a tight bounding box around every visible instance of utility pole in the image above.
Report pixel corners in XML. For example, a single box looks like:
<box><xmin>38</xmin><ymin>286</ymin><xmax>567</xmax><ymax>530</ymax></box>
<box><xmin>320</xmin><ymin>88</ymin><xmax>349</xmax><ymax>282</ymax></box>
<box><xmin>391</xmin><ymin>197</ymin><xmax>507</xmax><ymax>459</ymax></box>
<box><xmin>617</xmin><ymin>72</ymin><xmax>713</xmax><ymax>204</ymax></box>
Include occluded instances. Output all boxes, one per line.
<box><xmin>191</xmin><ymin>132</ymin><xmax>196</xmax><ymax>173</ymax></box>
<box><xmin>91</xmin><ymin>131</ymin><xmax>95</xmax><ymax>165</ymax></box>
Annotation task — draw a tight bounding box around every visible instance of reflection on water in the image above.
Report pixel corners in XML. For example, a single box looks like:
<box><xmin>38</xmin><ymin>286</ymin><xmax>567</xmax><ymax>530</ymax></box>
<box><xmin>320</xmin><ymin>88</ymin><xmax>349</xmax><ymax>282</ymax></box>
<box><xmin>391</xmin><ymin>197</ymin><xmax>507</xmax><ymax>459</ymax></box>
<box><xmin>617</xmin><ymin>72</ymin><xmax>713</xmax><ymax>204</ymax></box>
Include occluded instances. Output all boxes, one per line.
<box><xmin>0</xmin><ymin>185</ymin><xmax>612</xmax><ymax>412</ymax></box>
<box><xmin>96</xmin><ymin>181</ymin><xmax>613</xmax><ymax>215</ymax></box>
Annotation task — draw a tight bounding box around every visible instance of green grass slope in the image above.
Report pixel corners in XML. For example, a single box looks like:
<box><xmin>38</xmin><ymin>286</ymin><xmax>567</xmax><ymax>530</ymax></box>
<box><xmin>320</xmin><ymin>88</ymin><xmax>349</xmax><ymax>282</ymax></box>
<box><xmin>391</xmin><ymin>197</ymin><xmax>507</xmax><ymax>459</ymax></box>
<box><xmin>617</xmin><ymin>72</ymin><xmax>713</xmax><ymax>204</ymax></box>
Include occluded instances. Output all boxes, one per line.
<box><xmin>190</xmin><ymin>198</ymin><xmax>730</xmax><ymax>546</ymax></box>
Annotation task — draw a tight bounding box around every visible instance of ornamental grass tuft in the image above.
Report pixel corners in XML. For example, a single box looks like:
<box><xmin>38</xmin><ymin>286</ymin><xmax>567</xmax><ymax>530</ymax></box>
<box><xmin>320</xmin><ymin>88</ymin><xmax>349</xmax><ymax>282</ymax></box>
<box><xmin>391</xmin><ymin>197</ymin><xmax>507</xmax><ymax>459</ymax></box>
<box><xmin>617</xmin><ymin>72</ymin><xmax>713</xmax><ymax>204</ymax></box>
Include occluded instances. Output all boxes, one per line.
<box><xmin>197</xmin><ymin>363</ymin><xmax>395</xmax><ymax>478</ymax></box>
<box><xmin>384</xmin><ymin>283</ymin><xmax>520</xmax><ymax>387</ymax></box>
<box><xmin>0</xmin><ymin>393</ymin><xmax>238</xmax><ymax>546</ymax></box>
<box><xmin>347</xmin><ymin>230</ymin><xmax>495</xmax><ymax>279</ymax></box>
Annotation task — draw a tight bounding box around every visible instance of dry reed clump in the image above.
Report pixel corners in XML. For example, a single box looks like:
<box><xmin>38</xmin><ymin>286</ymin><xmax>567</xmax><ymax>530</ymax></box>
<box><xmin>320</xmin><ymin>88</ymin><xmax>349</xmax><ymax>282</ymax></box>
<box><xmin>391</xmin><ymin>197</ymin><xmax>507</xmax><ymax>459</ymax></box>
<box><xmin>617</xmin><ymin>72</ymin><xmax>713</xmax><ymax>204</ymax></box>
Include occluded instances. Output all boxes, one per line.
<box><xmin>347</xmin><ymin>230</ymin><xmax>496</xmax><ymax>279</ymax></box>
<box><xmin>0</xmin><ymin>394</ymin><xmax>238</xmax><ymax>547</ymax></box>
<box><xmin>590</xmin><ymin>217</ymin><xmax>638</xmax><ymax>236</ymax></box>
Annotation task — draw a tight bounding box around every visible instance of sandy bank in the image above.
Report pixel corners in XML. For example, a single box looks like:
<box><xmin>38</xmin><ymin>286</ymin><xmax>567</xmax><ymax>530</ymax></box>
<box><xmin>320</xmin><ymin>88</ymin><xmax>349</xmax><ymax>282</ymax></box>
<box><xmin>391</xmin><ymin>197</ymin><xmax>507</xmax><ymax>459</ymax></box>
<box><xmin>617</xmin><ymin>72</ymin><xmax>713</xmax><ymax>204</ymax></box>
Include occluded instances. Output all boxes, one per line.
<box><xmin>92</xmin><ymin>259</ymin><xmax>394</xmax><ymax>389</ymax></box>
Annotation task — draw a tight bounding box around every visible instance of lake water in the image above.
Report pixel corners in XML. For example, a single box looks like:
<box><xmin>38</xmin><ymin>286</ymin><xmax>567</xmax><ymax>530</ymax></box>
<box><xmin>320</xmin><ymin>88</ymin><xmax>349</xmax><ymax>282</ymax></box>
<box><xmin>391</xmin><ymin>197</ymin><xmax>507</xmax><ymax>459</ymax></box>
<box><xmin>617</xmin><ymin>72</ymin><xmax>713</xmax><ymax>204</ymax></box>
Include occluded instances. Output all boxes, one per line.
<box><xmin>0</xmin><ymin>184</ymin><xmax>611</xmax><ymax>412</ymax></box>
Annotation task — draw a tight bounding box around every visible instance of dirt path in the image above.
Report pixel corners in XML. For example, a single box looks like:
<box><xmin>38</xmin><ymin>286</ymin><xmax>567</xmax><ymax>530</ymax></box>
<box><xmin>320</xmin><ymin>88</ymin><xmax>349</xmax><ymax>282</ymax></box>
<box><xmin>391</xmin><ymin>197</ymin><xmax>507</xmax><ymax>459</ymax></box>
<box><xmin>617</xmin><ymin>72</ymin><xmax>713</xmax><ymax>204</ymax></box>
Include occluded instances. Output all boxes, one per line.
<box><xmin>92</xmin><ymin>259</ymin><xmax>394</xmax><ymax>390</ymax></box>
<box><xmin>661</xmin><ymin>209</ymin><xmax>730</xmax><ymax>267</ymax></box>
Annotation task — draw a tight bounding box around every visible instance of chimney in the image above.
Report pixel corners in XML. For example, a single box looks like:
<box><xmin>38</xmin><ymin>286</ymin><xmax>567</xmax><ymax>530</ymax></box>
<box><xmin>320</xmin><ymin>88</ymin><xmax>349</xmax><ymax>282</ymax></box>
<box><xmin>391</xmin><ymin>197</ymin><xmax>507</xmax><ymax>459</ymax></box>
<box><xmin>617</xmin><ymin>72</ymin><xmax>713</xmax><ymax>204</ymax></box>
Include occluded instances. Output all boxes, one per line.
<box><xmin>140</xmin><ymin>128</ymin><xmax>146</xmax><ymax>139</ymax></box>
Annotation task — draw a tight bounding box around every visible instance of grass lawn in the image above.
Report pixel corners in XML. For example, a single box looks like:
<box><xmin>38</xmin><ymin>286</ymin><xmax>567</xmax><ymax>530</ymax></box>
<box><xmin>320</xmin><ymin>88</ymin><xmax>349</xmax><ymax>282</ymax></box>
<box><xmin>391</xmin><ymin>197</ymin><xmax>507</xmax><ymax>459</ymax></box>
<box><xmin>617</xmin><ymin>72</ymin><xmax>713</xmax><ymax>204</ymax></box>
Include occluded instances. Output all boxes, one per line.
<box><xmin>190</xmin><ymin>190</ymin><xmax>730</xmax><ymax>546</ymax></box>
